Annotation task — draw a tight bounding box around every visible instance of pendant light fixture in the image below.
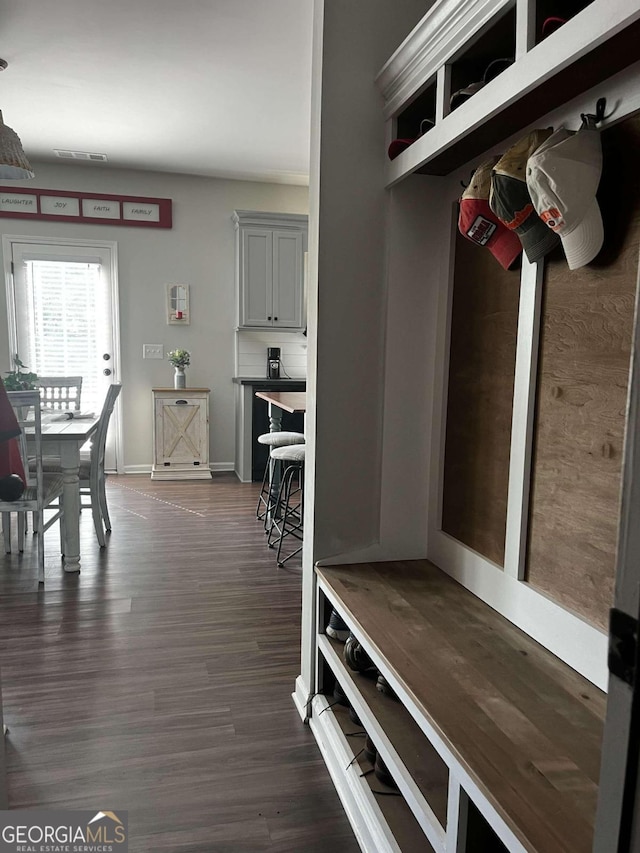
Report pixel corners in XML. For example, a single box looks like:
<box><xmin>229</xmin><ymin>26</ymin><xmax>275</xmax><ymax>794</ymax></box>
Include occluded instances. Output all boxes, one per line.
<box><xmin>0</xmin><ymin>58</ymin><xmax>34</xmax><ymax>180</ymax></box>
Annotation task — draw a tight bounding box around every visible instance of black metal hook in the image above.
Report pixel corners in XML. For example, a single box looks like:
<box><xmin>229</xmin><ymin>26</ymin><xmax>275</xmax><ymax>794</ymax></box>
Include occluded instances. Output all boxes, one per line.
<box><xmin>581</xmin><ymin>97</ymin><xmax>610</xmax><ymax>128</ymax></box>
<box><xmin>460</xmin><ymin>168</ymin><xmax>475</xmax><ymax>190</ymax></box>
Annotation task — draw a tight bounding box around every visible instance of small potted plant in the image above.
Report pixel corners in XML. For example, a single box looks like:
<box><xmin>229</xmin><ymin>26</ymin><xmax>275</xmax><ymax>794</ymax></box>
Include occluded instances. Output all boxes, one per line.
<box><xmin>167</xmin><ymin>349</ymin><xmax>191</xmax><ymax>389</ymax></box>
<box><xmin>4</xmin><ymin>354</ymin><xmax>39</xmax><ymax>391</ymax></box>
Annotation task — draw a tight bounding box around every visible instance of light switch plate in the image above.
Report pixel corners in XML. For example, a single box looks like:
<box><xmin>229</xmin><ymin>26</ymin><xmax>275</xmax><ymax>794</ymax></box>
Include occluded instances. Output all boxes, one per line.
<box><xmin>143</xmin><ymin>343</ymin><xmax>164</xmax><ymax>359</ymax></box>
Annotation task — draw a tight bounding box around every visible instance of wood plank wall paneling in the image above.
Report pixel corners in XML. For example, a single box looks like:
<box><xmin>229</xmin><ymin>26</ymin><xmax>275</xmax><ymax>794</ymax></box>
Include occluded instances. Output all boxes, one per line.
<box><xmin>0</xmin><ymin>475</ymin><xmax>359</xmax><ymax>853</ymax></box>
<box><xmin>442</xmin><ymin>228</ymin><xmax>521</xmax><ymax>566</ymax></box>
<box><xmin>526</xmin><ymin>114</ymin><xmax>640</xmax><ymax>628</ymax></box>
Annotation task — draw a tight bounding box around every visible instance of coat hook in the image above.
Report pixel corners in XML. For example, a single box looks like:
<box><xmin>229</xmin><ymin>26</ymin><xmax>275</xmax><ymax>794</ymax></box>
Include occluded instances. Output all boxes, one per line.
<box><xmin>419</xmin><ymin>118</ymin><xmax>435</xmax><ymax>136</ymax></box>
<box><xmin>460</xmin><ymin>168</ymin><xmax>475</xmax><ymax>190</ymax></box>
<box><xmin>581</xmin><ymin>97</ymin><xmax>611</xmax><ymax>129</ymax></box>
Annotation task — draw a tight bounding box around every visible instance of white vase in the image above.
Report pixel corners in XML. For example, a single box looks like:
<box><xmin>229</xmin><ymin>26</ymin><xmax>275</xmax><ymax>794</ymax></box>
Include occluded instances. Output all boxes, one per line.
<box><xmin>174</xmin><ymin>368</ymin><xmax>186</xmax><ymax>389</ymax></box>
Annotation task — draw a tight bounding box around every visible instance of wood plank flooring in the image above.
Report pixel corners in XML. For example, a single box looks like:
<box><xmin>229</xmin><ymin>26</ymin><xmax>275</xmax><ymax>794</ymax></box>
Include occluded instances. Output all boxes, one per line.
<box><xmin>0</xmin><ymin>474</ymin><xmax>358</xmax><ymax>853</ymax></box>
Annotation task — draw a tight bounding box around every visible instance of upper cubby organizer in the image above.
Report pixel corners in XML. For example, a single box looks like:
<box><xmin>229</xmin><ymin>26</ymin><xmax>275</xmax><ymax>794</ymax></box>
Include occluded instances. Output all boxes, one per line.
<box><xmin>376</xmin><ymin>0</ymin><xmax>640</xmax><ymax>183</ymax></box>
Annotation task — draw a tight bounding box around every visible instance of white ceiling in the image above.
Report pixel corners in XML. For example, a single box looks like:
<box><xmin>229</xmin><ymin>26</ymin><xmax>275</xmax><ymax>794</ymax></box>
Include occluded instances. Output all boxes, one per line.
<box><xmin>0</xmin><ymin>0</ymin><xmax>313</xmax><ymax>185</ymax></box>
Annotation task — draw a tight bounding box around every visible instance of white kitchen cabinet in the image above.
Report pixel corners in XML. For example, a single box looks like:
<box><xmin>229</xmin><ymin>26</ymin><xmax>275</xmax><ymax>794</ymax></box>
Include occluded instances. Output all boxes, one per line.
<box><xmin>233</xmin><ymin>210</ymin><xmax>308</xmax><ymax>330</ymax></box>
<box><xmin>151</xmin><ymin>388</ymin><xmax>211</xmax><ymax>480</ymax></box>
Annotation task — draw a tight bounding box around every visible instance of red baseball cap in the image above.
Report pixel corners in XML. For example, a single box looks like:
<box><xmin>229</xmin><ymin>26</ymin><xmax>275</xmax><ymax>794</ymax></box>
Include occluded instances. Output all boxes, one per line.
<box><xmin>388</xmin><ymin>138</ymin><xmax>415</xmax><ymax>160</ymax></box>
<box><xmin>458</xmin><ymin>157</ymin><xmax>523</xmax><ymax>270</ymax></box>
<box><xmin>387</xmin><ymin>119</ymin><xmax>434</xmax><ymax>160</ymax></box>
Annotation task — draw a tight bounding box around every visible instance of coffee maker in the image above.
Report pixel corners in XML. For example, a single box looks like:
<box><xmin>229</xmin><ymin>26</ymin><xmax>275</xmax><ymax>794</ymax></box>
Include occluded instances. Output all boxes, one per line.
<box><xmin>267</xmin><ymin>347</ymin><xmax>281</xmax><ymax>379</ymax></box>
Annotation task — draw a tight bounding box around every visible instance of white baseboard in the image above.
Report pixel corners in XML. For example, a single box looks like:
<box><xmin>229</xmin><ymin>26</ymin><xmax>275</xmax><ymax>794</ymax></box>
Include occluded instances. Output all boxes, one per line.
<box><xmin>292</xmin><ymin>675</ymin><xmax>312</xmax><ymax>722</ymax></box>
<box><xmin>121</xmin><ymin>462</ymin><xmax>235</xmax><ymax>475</ymax></box>
<box><xmin>210</xmin><ymin>462</ymin><xmax>235</xmax><ymax>472</ymax></box>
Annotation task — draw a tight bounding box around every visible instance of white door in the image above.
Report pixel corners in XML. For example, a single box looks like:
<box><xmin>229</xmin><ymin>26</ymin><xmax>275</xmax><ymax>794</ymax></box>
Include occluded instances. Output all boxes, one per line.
<box><xmin>3</xmin><ymin>237</ymin><xmax>121</xmax><ymax>471</ymax></box>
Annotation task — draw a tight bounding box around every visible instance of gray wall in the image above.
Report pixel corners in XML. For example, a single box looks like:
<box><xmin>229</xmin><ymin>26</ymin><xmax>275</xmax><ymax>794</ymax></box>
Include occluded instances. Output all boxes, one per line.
<box><xmin>298</xmin><ymin>0</ymin><xmax>434</xmax><ymax>698</ymax></box>
<box><xmin>0</xmin><ymin>162</ymin><xmax>308</xmax><ymax>471</ymax></box>
<box><xmin>307</xmin><ymin>0</ymin><xmax>430</xmax><ymax>560</ymax></box>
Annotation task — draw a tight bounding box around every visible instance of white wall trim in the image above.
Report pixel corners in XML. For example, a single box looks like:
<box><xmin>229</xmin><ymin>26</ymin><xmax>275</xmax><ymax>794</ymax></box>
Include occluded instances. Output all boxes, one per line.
<box><xmin>428</xmin><ymin>529</ymin><xmax>609</xmax><ymax>689</ymax></box>
<box><xmin>292</xmin><ymin>675</ymin><xmax>312</xmax><ymax>723</ymax></box>
<box><xmin>210</xmin><ymin>462</ymin><xmax>235</xmax><ymax>472</ymax></box>
<box><xmin>232</xmin><ymin>210</ymin><xmax>309</xmax><ymax>231</ymax></box>
<box><xmin>123</xmin><ymin>462</ymin><xmax>233</xmax><ymax>475</ymax></box>
<box><xmin>503</xmin><ymin>256</ymin><xmax>543</xmax><ymax>579</ymax></box>
<box><xmin>432</xmin><ymin>202</ymin><xmax>458</xmax><ymax>537</ymax></box>
<box><xmin>375</xmin><ymin>0</ymin><xmax>513</xmax><ymax>118</ymax></box>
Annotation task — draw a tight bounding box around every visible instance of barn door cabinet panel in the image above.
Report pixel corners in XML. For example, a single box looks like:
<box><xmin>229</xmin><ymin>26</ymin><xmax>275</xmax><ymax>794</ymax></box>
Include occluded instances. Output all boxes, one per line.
<box><xmin>151</xmin><ymin>388</ymin><xmax>211</xmax><ymax>480</ymax></box>
<box><xmin>233</xmin><ymin>210</ymin><xmax>308</xmax><ymax>330</ymax></box>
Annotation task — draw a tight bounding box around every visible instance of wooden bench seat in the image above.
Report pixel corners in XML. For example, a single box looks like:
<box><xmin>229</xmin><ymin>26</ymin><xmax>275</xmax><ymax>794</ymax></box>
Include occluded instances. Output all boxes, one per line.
<box><xmin>316</xmin><ymin>559</ymin><xmax>606</xmax><ymax>853</ymax></box>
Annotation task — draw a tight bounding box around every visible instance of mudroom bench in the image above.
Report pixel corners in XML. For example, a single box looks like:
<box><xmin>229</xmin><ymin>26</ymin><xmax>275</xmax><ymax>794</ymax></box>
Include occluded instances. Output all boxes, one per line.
<box><xmin>311</xmin><ymin>560</ymin><xmax>605</xmax><ymax>853</ymax></box>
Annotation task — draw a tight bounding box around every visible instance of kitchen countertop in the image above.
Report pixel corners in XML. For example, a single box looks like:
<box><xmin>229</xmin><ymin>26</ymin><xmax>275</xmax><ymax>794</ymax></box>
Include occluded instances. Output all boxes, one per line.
<box><xmin>232</xmin><ymin>377</ymin><xmax>306</xmax><ymax>386</ymax></box>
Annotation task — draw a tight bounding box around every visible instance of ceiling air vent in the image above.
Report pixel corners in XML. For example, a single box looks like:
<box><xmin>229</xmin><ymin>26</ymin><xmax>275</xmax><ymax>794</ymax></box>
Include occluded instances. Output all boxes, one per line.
<box><xmin>54</xmin><ymin>149</ymin><xmax>108</xmax><ymax>162</ymax></box>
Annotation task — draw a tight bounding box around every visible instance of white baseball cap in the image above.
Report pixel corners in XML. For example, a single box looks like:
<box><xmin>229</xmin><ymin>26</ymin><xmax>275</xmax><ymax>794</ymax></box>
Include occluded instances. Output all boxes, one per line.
<box><xmin>526</xmin><ymin>125</ymin><xmax>604</xmax><ymax>270</ymax></box>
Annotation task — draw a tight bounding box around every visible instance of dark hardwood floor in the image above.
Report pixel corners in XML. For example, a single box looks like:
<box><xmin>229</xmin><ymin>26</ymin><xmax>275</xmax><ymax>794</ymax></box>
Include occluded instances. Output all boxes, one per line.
<box><xmin>0</xmin><ymin>474</ymin><xmax>359</xmax><ymax>853</ymax></box>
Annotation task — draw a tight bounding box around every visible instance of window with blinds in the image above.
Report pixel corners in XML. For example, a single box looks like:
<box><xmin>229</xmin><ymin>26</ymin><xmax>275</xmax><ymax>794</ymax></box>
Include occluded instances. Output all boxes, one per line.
<box><xmin>15</xmin><ymin>259</ymin><xmax>110</xmax><ymax>415</ymax></box>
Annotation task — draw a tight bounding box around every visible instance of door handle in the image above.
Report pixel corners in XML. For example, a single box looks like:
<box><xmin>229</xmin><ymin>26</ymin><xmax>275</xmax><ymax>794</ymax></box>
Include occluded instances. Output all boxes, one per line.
<box><xmin>103</xmin><ymin>368</ymin><xmax>112</xmax><ymax>376</ymax></box>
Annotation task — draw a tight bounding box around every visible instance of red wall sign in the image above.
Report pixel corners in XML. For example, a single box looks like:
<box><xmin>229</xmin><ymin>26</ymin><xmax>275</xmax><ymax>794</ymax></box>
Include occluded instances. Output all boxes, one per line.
<box><xmin>0</xmin><ymin>186</ymin><xmax>172</xmax><ymax>228</ymax></box>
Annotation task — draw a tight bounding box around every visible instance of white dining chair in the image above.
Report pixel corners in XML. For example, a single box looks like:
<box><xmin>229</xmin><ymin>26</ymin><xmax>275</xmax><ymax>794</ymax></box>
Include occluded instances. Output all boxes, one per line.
<box><xmin>37</xmin><ymin>376</ymin><xmax>83</xmax><ymax>412</ymax></box>
<box><xmin>19</xmin><ymin>375</ymin><xmax>83</xmax><ymax>543</ymax></box>
<box><xmin>43</xmin><ymin>383</ymin><xmax>121</xmax><ymax>547</ymax></box>
<box><xmin>2</xmin><ymin>391</ymin><xmax>65</xmax><ymax>584</ymax></box>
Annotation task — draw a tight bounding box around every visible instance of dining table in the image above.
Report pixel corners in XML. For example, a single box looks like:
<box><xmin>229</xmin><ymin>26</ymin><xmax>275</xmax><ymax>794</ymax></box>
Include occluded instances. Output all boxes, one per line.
<box><xmin>39</xmin><ymin>413</ymin><xmax>100</xmax><ymax>572</ymax></box>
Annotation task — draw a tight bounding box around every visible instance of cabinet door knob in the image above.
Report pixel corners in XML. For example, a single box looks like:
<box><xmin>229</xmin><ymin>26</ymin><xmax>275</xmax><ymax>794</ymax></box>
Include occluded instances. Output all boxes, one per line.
<box><xmin>268</xmin><ymin>316</ymin><xmax>272</xmax><ymax>321</ymax></box>
<box><xmin>274</xmin><ymin>316</ymin><xmax>278</xmax><ymax>321</ymax></box>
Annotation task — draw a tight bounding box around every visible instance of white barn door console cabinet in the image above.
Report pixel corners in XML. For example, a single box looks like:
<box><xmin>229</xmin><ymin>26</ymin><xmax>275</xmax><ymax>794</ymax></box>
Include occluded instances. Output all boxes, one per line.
<box><xmin>151</xmin><ymin>388</ymin><xmax>211</xmax><ymax>480</ymax></box>
<box><xmin>299</xmin><ymin>0</ymin><xmax>640</xmax><ymax>851</ymax></box>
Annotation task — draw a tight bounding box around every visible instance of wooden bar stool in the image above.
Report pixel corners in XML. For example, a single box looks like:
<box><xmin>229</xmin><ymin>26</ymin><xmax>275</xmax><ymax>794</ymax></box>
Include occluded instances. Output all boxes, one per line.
<box><xmin>267</xmin><ymin>444</ymin><xmax>305</xmax><ymax>567</ymax></box>
<box><xmin>255</xmin><ymin>431</ymin><xmax>305</xmax><ymax>528</ymax></box>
